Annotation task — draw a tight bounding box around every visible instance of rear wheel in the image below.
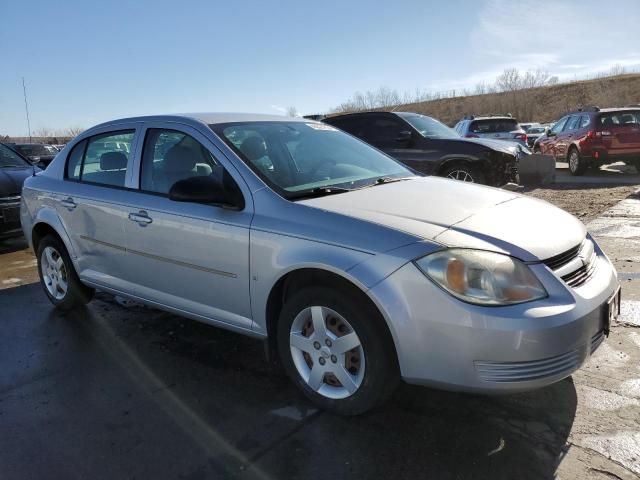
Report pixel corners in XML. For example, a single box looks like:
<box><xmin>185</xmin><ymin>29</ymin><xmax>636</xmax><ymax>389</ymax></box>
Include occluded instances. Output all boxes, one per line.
<box><xmin>277</xmin><ymin>286</ymin><xmax>398</xmax><ymax>415</ymax></box>
<box><xmin>568</xmin><ymin>148</ymin><xmax>586</xmax><ymax>176</ymax></box>
<box><xmin>440</xmin><ymin>162</ymin><xmax>485</xmax><ymax>185</ymax></box>
<box><xmin>37</xmin><ymin>235</ymin><xmax>94</xmax><ymax>310</ymax></box>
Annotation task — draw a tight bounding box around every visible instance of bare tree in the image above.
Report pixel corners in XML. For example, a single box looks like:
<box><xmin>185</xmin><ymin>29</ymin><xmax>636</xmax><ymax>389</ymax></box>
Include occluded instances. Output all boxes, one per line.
<box><xmin>64</xmin><ymin>126</ymin><xmax>84</xmax><ymax>138</ymax></box>
<box><xmin>286</xmin><ymin>106</ymin><xmax>299</xmax><ymax>117</ymax></box>
<box><xmin>34</xmin><ymin>127</ymin><xmax>53</xmax><ymax>139</ymax></box>
<box><xmin>496</xmin><ymin>68</ymin><xmax>522</xmax><ymax>92</ymax></box>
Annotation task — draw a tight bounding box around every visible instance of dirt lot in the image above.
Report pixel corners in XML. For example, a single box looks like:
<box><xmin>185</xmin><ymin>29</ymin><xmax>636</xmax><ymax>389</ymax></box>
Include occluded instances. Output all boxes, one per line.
<box><xmin>525</xmin><ymin>185</ymin><xmax>639</xmax><ymax>224</ymax></box>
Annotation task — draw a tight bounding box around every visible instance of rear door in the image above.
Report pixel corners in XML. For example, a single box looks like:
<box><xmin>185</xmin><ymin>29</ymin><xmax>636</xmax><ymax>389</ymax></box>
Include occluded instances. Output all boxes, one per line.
<box><xmin>57</xmin><ymin>126</ymin><xmax>139</xmax><ymax>290</ymax></box>
<box><xmin>556</xmin><ymin>115</ymin><xmax>581</xmax><ymax>159</ymax></box>
<box><xmin>598</xmin><ymin>110</ymin><xmax>640</xmax><ymax>155</ymax></box>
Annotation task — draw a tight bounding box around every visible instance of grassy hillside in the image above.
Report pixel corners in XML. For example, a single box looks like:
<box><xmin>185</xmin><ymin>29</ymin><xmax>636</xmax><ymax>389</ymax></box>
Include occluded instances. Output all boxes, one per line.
<box><xmin>385</xmin><ymin>74</ymin><xmax>640</xmax><ymax>126</ymax></box>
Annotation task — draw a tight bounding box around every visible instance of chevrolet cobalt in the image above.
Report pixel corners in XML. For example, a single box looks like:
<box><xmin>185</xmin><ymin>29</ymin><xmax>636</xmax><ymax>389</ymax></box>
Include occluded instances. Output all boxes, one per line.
<box><xmin>21</xmin><ymin>113</ymin><xmax>620</xmax><ymax>415</ymax></box>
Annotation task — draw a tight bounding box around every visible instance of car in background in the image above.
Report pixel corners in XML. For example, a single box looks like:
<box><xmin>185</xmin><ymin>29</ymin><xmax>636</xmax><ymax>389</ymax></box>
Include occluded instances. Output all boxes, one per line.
<box><xmin>455</xmin><ymin>115</ymin><xmax>528</xmax><ymax>146</ymax></box>
<box><xmin>11</xmin><ymin>143</ymin><xmax>58</xmax><ymax>168</ymax></box>
<box><xmin>53</xmin><ymin>144</ymin><xmax>66</xmax><ymax>151</ymax></box>
<box><xmin>0</xmin><ymin>143</ymin><xmax>38</xmax><ymax>239</ymax></box>
<box><xmin>324</xmin><ymin>111</ymin><xmax>519</xmax><ymax>187</ymax></box>
<box><xmin>519</xmin><ymin>122</ymin><xmax>540</xmax><ymax>132</ymax></box>
<box><xmin>21</xmin><ymin>113</ymin><xmax>620</xmax><ymax>415</ymax></box>
<box><xmin>534</xmin><ymin>107</ymin><xmax>640</xmax><ymax>175</ymax></box>
<box><xmin>526</xmin><ymin>126</ymin><xmax>548</xmax><ymax>148</ymax></box>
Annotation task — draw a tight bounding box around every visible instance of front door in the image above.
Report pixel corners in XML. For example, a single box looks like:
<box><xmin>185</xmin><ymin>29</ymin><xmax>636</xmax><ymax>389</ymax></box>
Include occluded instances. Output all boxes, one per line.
<box><xmin>122</xmin><ymin>124</ymin><xmax>254</xmax><ymax>331</ymax></box>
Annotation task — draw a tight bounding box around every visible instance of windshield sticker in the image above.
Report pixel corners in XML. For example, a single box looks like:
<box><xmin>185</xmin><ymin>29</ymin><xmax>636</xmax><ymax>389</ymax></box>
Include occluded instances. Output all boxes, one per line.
<box><xmin>305</xmin><ymin>123</ymin><xmax>337</xmax><ymax>131</ymax></box>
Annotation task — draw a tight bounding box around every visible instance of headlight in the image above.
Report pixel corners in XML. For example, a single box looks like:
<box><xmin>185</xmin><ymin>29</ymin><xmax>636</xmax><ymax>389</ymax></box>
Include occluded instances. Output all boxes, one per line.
<box><xmin>414</xmin><ymin>249</ymin><xmax>547</xmax><ymax>306</ymax></box>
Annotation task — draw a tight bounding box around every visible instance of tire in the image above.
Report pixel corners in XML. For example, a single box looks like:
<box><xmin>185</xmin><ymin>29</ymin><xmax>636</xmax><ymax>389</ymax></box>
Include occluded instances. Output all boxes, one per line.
<box><xmin>439</xmin><ymin>162</ymin><xmax>485</xmax><ymax>185</ymax></box>
<box><xmin>37</xmin><ymin>234</ymin><xmax>94</xmax><ymax>310</ymax></box>
<box><xmin>277</xmin><ymin>286</ymin><xmax>399</xmax><ymax>415</ymax></box>
<box><xmin>568</xmin><ymin>148</ymin><xmax>586</xmax><ymax>176</ymax></box>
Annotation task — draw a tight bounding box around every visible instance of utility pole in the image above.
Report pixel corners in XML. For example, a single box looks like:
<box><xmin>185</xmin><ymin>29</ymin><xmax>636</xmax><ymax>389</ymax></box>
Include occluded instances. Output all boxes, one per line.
<box><xmin>22</xmin><ymin>77</ymin><xmax>32</xmax><ymax>142</ymax></box>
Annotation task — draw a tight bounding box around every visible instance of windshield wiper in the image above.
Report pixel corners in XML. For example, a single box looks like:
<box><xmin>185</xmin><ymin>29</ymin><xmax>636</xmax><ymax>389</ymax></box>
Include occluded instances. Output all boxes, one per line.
<box><xmin>288</xmin><ymin>185</ymin><xmax>353</xmax><ymax>200</ymax></box>
<box><xmin>364</xmin><ymin>176</ymin><xmax>415</xmax><ymax>188</ymax></box>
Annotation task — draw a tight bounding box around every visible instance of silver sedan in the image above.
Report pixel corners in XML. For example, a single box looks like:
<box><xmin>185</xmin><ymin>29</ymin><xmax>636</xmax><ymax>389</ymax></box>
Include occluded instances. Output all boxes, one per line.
<box><xmin>21</xmin><ymin>113</ymin><xmax>620</xmax><ymax>415</ymax></box>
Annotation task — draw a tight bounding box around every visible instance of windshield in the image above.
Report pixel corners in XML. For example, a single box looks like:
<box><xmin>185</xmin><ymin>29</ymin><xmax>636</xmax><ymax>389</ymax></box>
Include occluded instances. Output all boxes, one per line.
<box><xmin>527</xmin><ymin>127</ymin><xmax>546</xmax><ymax>134</ymax></box>
<box><xmin>212</xmin><ymin>121</ymin><xmax>413</xmax><ymax>198</ymax></box>
<box><xmin>0</xmin><ymin>144</ymin><xmax>29</xmax><ymax>167</ymax></box>
<box><xmin>402</xmin><ymin>114</ymin><xmax>460</xmax><ymax>139</ymax></box>
<box><xmin>16</xmin><ymin>144</ymin><xmax>55</xmax><ymax>156</ymax></box>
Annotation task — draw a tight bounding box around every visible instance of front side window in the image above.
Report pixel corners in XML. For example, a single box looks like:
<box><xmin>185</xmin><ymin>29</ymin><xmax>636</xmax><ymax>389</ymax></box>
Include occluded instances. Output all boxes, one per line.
<box><xmin>401</xmin><ymin>114</ymin><xmax>459</xmax><ymax>139</ymax></box>
<box><xmin>579</xmin><ymin>115</ymin><xmax>591</xmax><ymax>128</ymax></box>
<box><xmin>140</xmin><ymin>129</ymin><xmax>221</xmax><ymax>195</ymax></box>
<box><xmin>550</xmin><ymin>117</ymin><xmax>568</xmax><ymax>134</ymax></box>
<box><xmin>212</xmin><ymin>121</ymin><xmax>412</xmax><ymax>199</ymax></box>
<box><xmin>70</xmin><ymin>130</ymin><xmax>134</xmax><ymax>187</ymax></box>
<box><xmin>0</xmin><ymin>144</ymin><xmax>29</xmax><ymax>167</ymax></box>
<box><xmin>363</xmin><ymin>117</ymin><xmax>409</xmax><ymax>148</ymax></box>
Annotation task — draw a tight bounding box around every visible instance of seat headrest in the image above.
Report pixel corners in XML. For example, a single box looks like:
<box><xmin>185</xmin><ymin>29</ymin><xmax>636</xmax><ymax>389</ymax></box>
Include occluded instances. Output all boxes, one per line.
<box><xmin>164</xmin><ymin>145</ymin><xmax>197</xmax><ymax>173</ymax></box>
<box><xmin>239</xmin><ymin>136</ymin><xmax>267</xmax><ymax>162</ymax></box>
<box><xmin>100</xmin><ymin>151</ymin><xmax>128</xmax><ymax>170</ymax></box>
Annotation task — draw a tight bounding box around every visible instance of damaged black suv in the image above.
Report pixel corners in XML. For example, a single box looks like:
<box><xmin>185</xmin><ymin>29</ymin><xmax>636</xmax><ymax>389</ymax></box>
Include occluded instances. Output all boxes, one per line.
<box><xmin>324</xmin><ymin>111</ymin><xmax>521</xmax><ymax>187</ymax></box>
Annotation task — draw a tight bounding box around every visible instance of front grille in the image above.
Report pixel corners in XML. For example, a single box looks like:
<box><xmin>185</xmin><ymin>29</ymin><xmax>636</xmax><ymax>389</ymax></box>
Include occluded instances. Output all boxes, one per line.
<box><xmin>562</xmin><ymin>259</ymin><xmax>597</xmax><ymax>288</ymax></box>
<box><xmin>0</xmin><ymin>194</ymin><xmax>21</xmax><ymax>205</ymax></box>
<box><xmin>475</xmin><ymin>348</ymin><xmax>584</xmax><ymax>383</ymax></box>
<box><xmin>543</xmin><ymin>243</ymin><xmax>582</xmax><ymax>270</ymax></box>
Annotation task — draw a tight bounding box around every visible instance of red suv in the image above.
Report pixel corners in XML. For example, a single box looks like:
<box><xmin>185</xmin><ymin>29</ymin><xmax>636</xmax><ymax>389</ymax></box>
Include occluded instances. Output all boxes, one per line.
<box><xmin>535</xmin><ymin>107</ymin><xmax>640</xmax><ymax>175</ymax></box>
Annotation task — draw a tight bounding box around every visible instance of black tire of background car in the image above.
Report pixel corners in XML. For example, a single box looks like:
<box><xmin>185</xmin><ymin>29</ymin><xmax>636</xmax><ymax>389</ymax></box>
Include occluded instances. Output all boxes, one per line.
<box><xmin>568</xmin><ymin>148</ymin><xmax>586</xmax><ymax>176</ymax></box>
<box><xmin>277</xmin><ymin>286</ymin><xmax>399</xmax><ymax>415</ymax></box>
<box><xmin>37</xmin><ymin>234</ymin><xmax>94</xmax><ymax>310</ymax></box>
<box><xmin>439</xmin><ymin>161</ymin><xmax>486</xmax><ymax>185</ymax></box>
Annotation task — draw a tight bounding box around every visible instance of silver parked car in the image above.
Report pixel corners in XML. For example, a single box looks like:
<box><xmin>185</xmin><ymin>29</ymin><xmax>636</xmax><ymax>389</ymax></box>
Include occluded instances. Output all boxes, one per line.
<box><xmin>455</xmin><ymin>115</ymin><xmax>528</xmax><ymax>146</ymax></box>
<box><xmin>21</xmin><ymin>113</ymin><xmax>620</xmax><ymax>415</ymax></box>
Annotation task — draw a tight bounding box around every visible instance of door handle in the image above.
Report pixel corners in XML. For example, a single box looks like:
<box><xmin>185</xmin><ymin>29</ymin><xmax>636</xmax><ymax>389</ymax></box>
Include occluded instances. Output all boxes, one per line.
<box><xmin>60</xmin><ymin>197</ymin><xmax>76</xmax><ymax>210</ymax></box>
<box><xmin>128</xmin><ymin>210</ymin><xmax>153</xmax><ymax>226</ymax></box>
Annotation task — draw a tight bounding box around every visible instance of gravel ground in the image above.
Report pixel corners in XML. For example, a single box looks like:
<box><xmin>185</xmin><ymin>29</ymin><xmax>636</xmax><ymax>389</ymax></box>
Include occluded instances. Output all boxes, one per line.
<box><xmin>524</xmin><ymin>184</ymin><xmax>639</xmax><ymax>224</ymax></box>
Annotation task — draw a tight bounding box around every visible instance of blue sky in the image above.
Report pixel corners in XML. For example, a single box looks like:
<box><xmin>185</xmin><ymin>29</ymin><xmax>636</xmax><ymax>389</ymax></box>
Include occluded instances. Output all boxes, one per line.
<box><xmin>1</xmin><ymin>0</ymin><xmax>639</xmax><ymax>135</ymax></box>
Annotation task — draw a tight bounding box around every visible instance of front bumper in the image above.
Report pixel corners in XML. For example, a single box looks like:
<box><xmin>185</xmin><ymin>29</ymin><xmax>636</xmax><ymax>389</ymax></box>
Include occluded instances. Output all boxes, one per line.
<box><xmin>369</xmin><ymin>246</ymin><xmax>618</xmax><ymax>393</ymax></box>
<box><xmin>0</xmin><ymin>199</ymin><xmax>22</xmax><ymax>238</ymax></box>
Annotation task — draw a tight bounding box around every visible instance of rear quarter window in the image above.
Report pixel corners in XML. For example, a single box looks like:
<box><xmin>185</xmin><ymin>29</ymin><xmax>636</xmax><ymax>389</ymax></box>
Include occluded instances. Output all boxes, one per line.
<box><xmin>470</xmin><ymin>119</ymin><xmax>519</xmax><ymax>133</ymax></box>
<box><xmin>598</xmin><ymin>111</ymin><xmax>640</xmax><ymax>127</ymax></box>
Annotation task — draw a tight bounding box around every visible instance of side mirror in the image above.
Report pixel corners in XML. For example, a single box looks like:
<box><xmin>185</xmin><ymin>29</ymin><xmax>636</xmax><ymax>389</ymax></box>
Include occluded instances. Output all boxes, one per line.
<box><xmin>395</xmin><ymin>130</ymin><xmax>413</xmax><ymax>143</ymax></box>
<box><xmin>547</xmin><ymin>130</ymin><xmax>556</xmax><ymax>137</ymax></box>
<box><xmin>169</xmin><ymin>174</ymin><xmax>244</xmax><ymax>210</ymax></box>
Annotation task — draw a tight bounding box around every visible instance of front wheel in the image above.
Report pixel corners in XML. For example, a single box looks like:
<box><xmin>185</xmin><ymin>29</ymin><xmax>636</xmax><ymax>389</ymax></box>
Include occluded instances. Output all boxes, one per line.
<box><xmin>277</xmin><ymin>287</ymin><xmax>398</xmax><ymax>415</ymax></box>
<box><xmin>440</xmin><ymin>162</ymin><xmax>485</xmax><ymax>184</ymax></box>
<box><xmin>37</xmin><ymin>235</ymin><xmax>94</xmax><ymax>310</ymax></box>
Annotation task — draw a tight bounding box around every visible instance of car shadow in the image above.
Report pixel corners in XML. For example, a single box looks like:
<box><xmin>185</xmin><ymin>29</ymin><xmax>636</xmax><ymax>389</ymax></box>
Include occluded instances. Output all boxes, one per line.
<box><xmin>0</xmin><ymin>286</ymin><xmax>577</xmax><ymax>480</ymax></box>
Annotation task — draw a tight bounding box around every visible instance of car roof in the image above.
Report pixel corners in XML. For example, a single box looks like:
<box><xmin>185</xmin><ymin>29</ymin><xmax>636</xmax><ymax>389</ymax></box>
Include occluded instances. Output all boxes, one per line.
<box><xmin>471</xmin><ymin>116</ymin><xmax>516</xmax><ymax>121</ymax></box>
<box><xmin>89</xmin><ymin>112</ymin><xmax>308</xmax><ymax>130</ymax></box>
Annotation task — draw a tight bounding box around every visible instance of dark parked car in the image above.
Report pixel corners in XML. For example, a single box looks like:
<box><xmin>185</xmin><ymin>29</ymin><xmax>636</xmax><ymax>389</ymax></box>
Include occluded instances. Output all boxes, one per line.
<box><xmin>534</xmin><ymin>107</ymin><xmax>640</xmax><ymax>175</ymax></box>
<box><xmin>324</xmin><ymin>112</ymin><xmax>520</xmax><ymax>186</ymax></box>
<box><xmin>11</xmin><ymin>143</ymin><xmax>58</xmax><ymax>168</ymax></box>
<box><xmin>0</xmin><ymin>144</ymin><xmax>37</xmax><ymax>238</ymax></box>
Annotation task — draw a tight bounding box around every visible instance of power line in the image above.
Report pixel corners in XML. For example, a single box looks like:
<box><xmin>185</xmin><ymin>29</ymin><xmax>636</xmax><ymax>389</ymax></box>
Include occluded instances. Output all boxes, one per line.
<box><xmin>22</xmin><ymin>77</ymin><xmax>32</xmax><ymax>142</ymax></box>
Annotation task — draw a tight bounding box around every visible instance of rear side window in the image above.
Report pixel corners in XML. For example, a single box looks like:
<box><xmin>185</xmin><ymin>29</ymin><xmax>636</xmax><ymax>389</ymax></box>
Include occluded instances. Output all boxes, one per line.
<box><xmin>565</xmin><ymin>116</ymin><xmax>581</xmax><ymax>131</ymax></box>
<box><xmin>65</xmin><ymin>130</ymin><xmax>134</xmax><ymax>187</ymax></box>
<box><xmin>598</xmin><ymin>111</ymin><xmax>640</xmax><ymax>127</ymax></box>
<box><xmin>579</xmin><ymin>115</ymin><xmax>591</xmax><ymax>128</ymax></box>
<box><xmin>470</xmin><ymin>119</ymin><xmax>518</xmax><ymax>133</ymax></box>
<box><xmin>65</xmin><ymin>140</ymin><xmax>86</xmax><ymax>180</ymax></box>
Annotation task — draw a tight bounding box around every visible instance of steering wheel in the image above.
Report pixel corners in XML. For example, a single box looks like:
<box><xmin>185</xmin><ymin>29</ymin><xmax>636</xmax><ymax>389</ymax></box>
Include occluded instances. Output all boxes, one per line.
<box><xmin>307</xmin><ymin>157</ymin><xmax>337</xmax><ymax>177</ymax></box>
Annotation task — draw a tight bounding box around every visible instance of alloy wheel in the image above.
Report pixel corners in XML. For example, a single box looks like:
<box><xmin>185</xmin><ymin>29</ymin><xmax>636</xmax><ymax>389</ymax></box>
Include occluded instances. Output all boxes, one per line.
<box><xmin>41</xmin><ymin>246</ymin><xmax>68</xmax><ymax>300</ymax></box>
<box><xmin>447</xmin><ymin>169</ymin><xmax>475</xmax><ymax>182</ymax></box>
<box><xmin>569</xmin><ymin>151</ymin><xmax>579</xmax><ymax>172</ymax></box>
<box><xmin>289</xmin><ymin>306</ymin><xmax>365</xmax><ymax>399</ymax></box>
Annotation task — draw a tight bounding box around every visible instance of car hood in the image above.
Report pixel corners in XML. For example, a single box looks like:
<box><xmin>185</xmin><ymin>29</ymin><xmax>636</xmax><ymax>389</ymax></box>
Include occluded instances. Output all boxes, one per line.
<box><xmin>300</xmin><ymin>177</ymin><xmax>585</xmax><ymax>262</ymax></box>
<box><xmin>0</xmin><ymin>167</ymin><xmax>34</xmax><ymax>195</ymax></box>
